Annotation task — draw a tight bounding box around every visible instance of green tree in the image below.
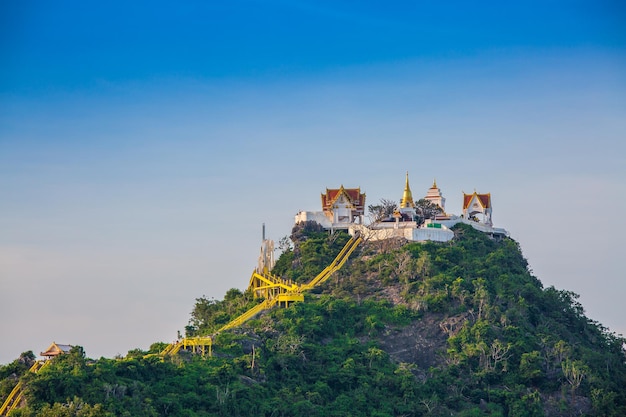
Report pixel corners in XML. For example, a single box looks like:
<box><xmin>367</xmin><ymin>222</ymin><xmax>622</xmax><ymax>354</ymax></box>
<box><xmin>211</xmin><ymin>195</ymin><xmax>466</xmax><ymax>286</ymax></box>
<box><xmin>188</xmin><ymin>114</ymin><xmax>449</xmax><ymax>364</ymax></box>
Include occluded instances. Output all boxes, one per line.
<box><xmin>415</xmin><ymin>198</ymin><xmax>444</xmax><ymax>223</ymax></box>
<box><xmin>367</xmin><ymin>198</ymin><xmax>398</xmax><ymax>222</ymax></box>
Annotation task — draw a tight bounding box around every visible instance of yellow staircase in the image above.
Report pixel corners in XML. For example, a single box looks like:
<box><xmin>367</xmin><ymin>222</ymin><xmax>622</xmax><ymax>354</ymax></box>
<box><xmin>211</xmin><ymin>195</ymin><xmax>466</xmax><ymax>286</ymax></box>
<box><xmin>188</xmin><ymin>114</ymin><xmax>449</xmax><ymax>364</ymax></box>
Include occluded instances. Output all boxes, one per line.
<box><xmin>248</xmin><ymin>271</ymin><xmax>300</xmax><ymax>300</ymax></box>
<box><xmin>159</xmin><ymin>336</ymin><xmax>214</xmax><ymax>357</ymax></box>
<box><xmin>0</xmin><ymin>361</ymin><xmax>48</xmax><ymax>416</ymax></box>
<box><xmin>217</xmin><ymin>236</ymin><xmax>363</xmax><ymax>333</ymax></box>
<box><xmin>301</xmin><ymin>235</ymin><xmax>362</xmax><ymax>290</ymax></box>
<box><xmin>217</xmin><ymin>299</ymin><xmax>273</xmax><ymax>333</ymax></box>
<box><xmin>159</xmin><ymin>234</ymin><xmax>362</xmax><ymax>358</ymax></box>
<box><xmin>214</xmin><ymin>235</ymin><xmax>362</xmax><ymax>334</ymax></box>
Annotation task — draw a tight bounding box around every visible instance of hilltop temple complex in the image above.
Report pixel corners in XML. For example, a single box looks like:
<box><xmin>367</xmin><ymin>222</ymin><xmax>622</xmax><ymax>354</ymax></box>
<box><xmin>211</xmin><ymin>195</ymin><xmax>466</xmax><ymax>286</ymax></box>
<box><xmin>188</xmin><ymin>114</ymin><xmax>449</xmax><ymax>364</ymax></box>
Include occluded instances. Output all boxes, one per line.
<box><xmin>295</xmin><ymin>173</ymin><xmax>507</xmax><ymax>242</ymax></box>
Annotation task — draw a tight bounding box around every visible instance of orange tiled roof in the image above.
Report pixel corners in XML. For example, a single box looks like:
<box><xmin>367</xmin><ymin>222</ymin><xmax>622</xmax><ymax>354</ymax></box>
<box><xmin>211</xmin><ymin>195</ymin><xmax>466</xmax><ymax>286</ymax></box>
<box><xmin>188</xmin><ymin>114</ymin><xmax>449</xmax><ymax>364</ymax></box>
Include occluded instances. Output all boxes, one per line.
<box><xmin>321</xmin><ymin>185</ymin><xmax>365</xmax><ymax>214</ymax></box>
<box><xmin>463</xmin><ymin>192</ymin><xmax>491</xmax><ymax>209</ymax></box>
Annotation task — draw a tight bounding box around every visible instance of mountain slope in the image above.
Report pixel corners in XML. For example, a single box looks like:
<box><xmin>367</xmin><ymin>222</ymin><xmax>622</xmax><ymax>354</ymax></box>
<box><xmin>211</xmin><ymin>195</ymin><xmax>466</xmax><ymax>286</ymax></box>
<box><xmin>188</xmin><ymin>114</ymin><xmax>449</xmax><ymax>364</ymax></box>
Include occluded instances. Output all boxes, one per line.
<box><xmin>2</xmin><ymin>223</ymin><xmax>625</xmax><ymax>417</ymax></box>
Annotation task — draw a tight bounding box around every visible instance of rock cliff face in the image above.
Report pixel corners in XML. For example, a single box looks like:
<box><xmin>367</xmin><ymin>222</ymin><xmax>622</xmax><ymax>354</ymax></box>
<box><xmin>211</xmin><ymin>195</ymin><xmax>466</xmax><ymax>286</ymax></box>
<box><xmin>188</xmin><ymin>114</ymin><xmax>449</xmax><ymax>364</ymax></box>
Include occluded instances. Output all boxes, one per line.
<box><xmin>377</xmin><ymin>314</ymin><xmax>448</xmax><ymax>377</ymax></box>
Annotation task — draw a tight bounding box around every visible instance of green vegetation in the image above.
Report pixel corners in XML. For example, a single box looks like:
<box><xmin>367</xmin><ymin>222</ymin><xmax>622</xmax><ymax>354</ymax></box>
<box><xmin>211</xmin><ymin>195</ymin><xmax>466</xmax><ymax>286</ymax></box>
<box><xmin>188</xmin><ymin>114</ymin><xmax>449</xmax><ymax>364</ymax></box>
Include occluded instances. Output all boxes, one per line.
<box><xmin>2</xmin><ymin>223</ymin><xmax>625</xmax><ymax>416</ymax></box>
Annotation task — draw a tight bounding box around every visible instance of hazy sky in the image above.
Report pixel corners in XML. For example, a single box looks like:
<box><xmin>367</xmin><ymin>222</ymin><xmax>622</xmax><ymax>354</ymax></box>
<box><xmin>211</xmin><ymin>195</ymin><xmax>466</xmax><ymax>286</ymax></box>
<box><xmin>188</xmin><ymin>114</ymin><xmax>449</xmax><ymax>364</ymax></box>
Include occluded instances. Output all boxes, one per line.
<box><xmin>1</xmin><ymin>1</ymin><xmax>625</xmax><ymax>364</ymax></box>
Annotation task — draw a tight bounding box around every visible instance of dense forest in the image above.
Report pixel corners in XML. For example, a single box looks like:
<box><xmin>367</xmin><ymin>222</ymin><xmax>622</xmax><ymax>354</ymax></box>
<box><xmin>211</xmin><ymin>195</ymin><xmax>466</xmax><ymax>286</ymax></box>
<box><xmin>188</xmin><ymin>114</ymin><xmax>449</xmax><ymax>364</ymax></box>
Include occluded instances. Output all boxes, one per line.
<box><xmin>2</xmin><ymin>223</ymin><xmax>625</xmax><ymax>416</ymax></box>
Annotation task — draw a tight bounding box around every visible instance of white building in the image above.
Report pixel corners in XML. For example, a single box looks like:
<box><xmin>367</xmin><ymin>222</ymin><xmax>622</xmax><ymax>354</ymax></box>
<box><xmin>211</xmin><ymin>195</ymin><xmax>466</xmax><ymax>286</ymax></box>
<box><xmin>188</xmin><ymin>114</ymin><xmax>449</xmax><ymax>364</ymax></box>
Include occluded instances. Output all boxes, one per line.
<box><xmin>295</xmin><ymin>185</ymin><xmax>366</xmax><ymax>230</ymax></box>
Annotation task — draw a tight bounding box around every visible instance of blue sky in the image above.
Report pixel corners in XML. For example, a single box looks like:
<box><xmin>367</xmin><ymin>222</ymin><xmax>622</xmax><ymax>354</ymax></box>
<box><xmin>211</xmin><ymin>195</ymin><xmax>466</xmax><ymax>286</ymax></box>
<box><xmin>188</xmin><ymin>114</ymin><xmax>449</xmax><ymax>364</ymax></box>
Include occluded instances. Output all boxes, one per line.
<box><xmin>1</xmin><ymin>1</ymin><xmax>625</xmax><ymax>363</ymax></box>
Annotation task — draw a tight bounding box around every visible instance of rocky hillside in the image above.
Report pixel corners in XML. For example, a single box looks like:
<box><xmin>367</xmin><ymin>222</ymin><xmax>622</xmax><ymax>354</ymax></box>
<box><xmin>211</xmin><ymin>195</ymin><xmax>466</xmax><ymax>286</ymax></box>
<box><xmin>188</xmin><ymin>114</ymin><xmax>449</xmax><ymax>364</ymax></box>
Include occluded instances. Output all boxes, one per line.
<box><xmin>2</xmin><ymin>223</ymin><xmax>625</xmax><ymax>416</ymax></box>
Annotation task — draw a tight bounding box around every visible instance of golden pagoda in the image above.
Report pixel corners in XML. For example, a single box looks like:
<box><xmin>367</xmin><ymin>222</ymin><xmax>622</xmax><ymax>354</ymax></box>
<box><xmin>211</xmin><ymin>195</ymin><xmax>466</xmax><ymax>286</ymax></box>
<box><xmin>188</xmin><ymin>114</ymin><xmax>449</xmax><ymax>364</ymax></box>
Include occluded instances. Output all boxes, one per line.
<box><xmin>400</xmin><ymin>171</ymin><xmax>415</xmax><ymax>209</ymax></box>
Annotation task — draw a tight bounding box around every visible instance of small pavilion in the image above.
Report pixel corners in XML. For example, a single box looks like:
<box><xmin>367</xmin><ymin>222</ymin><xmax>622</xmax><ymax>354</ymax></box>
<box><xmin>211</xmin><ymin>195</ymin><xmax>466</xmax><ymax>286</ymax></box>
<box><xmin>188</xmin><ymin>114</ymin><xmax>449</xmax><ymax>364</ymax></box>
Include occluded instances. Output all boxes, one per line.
<box><xmin>40</xmin><ymin>342</ymin><xmax>72</xmax><ymax>359</ymax></box>
<box><xmin>462</xmin><ymin>192</ymin><xmax>493</xmax><ymax>226</ymax></box>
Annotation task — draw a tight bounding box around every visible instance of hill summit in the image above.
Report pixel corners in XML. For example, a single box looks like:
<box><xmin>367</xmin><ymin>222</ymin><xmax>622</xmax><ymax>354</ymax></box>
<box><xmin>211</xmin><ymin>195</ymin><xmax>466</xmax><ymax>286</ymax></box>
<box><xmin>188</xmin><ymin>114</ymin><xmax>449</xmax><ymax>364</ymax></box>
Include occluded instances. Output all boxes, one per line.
<box><xmin>2</xmin><ymin>223</ymin><xmax>625</xmax><ymax>416</ymax></box>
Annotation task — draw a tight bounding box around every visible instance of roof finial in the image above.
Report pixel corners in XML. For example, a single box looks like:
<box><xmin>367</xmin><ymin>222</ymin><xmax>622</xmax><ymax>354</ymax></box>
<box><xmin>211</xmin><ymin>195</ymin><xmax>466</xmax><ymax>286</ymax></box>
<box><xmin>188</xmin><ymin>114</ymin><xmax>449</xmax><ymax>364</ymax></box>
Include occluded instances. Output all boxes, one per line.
<box><xmin>432</xmin><ymin>178</ymin><xmax>437</xmax><ymax>188</ymax></box>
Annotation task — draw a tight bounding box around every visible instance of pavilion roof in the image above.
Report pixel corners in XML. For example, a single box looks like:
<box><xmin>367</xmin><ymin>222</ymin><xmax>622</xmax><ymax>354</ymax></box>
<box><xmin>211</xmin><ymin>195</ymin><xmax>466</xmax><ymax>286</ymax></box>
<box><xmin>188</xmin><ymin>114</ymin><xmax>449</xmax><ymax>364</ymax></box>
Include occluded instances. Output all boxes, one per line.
<box><xmin>40</xmin><ymin>342</ymin><xmax>72</xmax><ymax>357</ymax></box>
<box><xmin>321</xmin><ymin>185</ymin><xmax>365</xmax><ymax>213</ymax></box>
<box><xmin>463</xmin><ymin>192</ymin><xmax>491</xmax><ymax>209</ymax></box>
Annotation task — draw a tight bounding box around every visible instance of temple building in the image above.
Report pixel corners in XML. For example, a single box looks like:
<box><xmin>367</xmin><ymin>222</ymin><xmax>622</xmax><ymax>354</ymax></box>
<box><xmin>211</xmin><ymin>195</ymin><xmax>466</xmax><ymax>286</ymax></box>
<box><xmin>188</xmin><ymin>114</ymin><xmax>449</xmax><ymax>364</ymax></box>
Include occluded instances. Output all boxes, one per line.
<box><xmin>321</xmin><ymin>186</ymin><xmax>366</xmax><ymax>224</ymax></box>
<box><xmin>295</xmin><ymin>185</ymin><xmax>365</xmax><ymax>229</ymax></box>
<box><xmin>295</xmin><ymin>173</ymin><xmax>507</xmax><ymax>241</ymax></box>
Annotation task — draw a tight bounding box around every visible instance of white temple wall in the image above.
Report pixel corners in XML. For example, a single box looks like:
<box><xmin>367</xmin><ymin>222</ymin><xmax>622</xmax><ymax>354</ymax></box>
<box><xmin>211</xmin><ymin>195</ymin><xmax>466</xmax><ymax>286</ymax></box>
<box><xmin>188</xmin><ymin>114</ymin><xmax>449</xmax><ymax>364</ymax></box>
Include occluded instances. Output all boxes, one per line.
<box><xmin>412</xmin><ymin>227</ymin><xmax>454</xmax><ymax>242</ymax></box>
<box><xmin>294</xmin><ymin>211</ymin><xmax>333</xmax><ymax>228</ymax></box>
<box><xmin>348</xmin><ymin>224</ymin><xmax>453</xmax><ymax>243</ymax></box>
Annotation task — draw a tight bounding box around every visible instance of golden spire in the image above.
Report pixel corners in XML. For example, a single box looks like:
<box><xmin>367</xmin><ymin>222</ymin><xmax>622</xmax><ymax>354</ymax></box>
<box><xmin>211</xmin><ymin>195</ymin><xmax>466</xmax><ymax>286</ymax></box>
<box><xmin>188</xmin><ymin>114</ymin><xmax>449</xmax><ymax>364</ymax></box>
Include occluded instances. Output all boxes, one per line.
<box><xmin>432</xmin><ymin>178</ymin><xmax>437</xmax><ymax>189</ymax></box>
<box><xmin>400</xmin><ymin>171</ymin><xmax>415</xmax><ymax>208</ymax></box>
